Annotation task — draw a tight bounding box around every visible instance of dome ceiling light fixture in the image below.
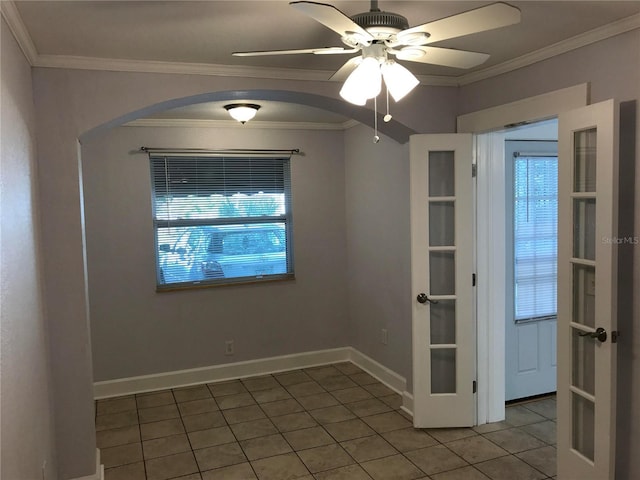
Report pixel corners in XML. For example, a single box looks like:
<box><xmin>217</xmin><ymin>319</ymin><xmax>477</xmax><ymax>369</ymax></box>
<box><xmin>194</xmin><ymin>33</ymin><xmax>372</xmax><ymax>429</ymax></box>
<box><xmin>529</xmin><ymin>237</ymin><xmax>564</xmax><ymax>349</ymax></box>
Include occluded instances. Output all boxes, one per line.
<box><xmin>224</xmin><ymin>103</ymin><xmax>261</xmax><ymax>124</ymax></box>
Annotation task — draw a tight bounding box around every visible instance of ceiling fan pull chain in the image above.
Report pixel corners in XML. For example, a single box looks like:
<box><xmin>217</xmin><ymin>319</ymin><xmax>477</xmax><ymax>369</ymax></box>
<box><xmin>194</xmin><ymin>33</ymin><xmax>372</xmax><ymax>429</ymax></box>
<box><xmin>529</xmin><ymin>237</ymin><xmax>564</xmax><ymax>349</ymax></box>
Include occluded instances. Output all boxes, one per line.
<box><xmin>384</xmin><ymin>85</ymin><xmax>392</xmax><ymax>123</ymax></box>
<box><xmin>373</xmin><ymin>96</ymin><xmax>380</xmax><ymax>143</ymax></box>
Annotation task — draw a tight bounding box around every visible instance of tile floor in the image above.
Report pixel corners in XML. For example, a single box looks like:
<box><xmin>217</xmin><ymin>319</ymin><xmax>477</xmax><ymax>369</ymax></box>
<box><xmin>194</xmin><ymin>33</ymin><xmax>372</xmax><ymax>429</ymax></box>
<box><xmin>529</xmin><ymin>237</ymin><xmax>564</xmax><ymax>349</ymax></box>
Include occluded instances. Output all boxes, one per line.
<box><xmin>96</xmin><ymin>362</ymin><xmax>557</xmax><ymax>480</ymax></box>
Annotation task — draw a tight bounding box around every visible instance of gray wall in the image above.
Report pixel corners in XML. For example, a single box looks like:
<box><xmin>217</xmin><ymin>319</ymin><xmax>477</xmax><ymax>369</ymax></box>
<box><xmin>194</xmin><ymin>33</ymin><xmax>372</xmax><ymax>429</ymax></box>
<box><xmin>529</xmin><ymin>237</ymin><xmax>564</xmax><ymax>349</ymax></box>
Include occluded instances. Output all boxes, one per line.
<box><xmin>82</xmin><ymin>125</ymin><xmax>349</xmax><ymax>381</ymax></box>
<box><xmin>459</xmin><ymin>29</ymin><xmax>640</xmax><ymax>480</ymax></box>
<box><xmin>0</xmin><ymin>18</ymin><xmax>57</xmax><ymax>480</ymax></box>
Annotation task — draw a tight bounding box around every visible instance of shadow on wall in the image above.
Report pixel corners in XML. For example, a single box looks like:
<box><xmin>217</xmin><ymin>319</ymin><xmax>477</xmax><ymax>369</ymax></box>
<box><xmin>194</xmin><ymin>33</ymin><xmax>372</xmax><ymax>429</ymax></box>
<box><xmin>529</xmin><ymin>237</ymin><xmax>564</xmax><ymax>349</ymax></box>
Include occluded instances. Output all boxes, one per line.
<box><xmin>78</xmin><ymin>89</ymin><xmax>417</xmax><ymax>145</ymax></box>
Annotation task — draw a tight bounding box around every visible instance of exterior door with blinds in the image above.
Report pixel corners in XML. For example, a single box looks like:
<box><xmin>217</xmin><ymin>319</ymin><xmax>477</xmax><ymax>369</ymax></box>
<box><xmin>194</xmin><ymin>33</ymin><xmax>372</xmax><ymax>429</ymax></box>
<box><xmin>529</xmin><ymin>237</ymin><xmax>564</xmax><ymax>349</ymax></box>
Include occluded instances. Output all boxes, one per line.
<box><xmin>557</xmin><ymin>99</ymin><xmax>619</xmax><ymax>479</ymax></box>
<box><xmin>505</xmin><ymin>140</ymin><xmax>558</xmax><ymax>401</ymax></box>
<box><xmin>410</xmin><ymin>134</ymin><xmax>475</xmax><ymax>427</ymax></box>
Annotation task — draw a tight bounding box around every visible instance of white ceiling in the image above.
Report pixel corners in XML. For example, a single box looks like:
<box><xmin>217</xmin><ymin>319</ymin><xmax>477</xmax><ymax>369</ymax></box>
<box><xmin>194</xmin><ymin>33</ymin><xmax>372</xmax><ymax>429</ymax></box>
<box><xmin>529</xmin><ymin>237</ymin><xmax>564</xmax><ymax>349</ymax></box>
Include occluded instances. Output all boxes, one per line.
<box><xmin>7</xmin><ymin>1</ymin><xmax>640</xmax><ymax>124</ymax></box>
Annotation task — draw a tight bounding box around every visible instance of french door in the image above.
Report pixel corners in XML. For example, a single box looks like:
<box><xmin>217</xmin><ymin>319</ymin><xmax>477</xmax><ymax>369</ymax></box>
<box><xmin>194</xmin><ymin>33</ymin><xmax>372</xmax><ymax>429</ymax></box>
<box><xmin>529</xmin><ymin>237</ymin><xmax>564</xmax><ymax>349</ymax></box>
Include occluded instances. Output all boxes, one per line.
<box><xmin>557</xmin><ymin>99</ymin><xmax>619</xmax><ymax>479</ymax></box>
<box><xmin>410</xmin><ymin>134</ymin><xmax>475</xmax><ymax>427</ymax></box>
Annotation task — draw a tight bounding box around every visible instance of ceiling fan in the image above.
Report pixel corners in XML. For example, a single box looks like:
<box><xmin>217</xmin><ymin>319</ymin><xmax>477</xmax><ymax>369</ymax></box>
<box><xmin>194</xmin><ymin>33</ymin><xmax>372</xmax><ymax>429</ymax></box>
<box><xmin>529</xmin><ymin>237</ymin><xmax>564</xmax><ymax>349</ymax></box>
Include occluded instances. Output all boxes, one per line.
<box><xmin>233</xmin><ymin>1</ymin><xmax>521</xmax><ymax>105</ymax></box>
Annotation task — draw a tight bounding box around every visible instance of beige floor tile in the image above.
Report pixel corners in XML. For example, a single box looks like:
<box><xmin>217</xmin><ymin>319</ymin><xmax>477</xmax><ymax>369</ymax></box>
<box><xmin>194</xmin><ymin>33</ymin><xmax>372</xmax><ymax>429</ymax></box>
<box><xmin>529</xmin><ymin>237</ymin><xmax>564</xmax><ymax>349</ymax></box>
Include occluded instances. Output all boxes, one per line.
<box><xmin>473</xmin><ymin>422</ymin><xmax>511</xmax><ymax>434</ymax></box>
<box><xmin>361</xmin><ymin>453</ymin><xmax>425</xmax><ymax>480</ymax></box>
<box><xmin>208</xmin><ymin>380</ymin><xmax>248</xmax><ymax>397</ymax></box>
<box><xmin>140</xmin><ymin>418</ymin><xmax>185</xmax><ymax>441</ymax></box>
<box><xmin>504</xmin><ymin>405</ymin><xmax>546</xmax><ymax>427</ymax></box>
<box><xmin>273</xmin><ymin>370</ymin><xmax>313</xmax><ymax>387</ymax></box>
<box><xmin>240</xmin><ymin>433</ymin><xmax>292</xmax><ymax>460</ymax></box>
<box><xmin>323</xmin><ymin>419</ymin><xmax>376</xmax><ymax>442</ymax></box>
<box><xmin>260</xmin><ymin>398</ymin><xmax>304</xmax><ymax>417</ymax></box>
<box><xmin>345</xmin><ymin>398</ymin><xmax>392</xmax><ymax>418</ymax></box>
<box><xmin>379</xmin><ymin>394</ymin><xmax>403</xmax><ymax>409</ymax></box>
<box><xmin>97</xmin><ymin>397</ymin><xmax>137</xmax><ymax>416</ymax></box>
<box><xmin>102</xmin><ymin>442</ymin><xmax>143</xmax><ymax>468</ymax></box>
<box><xmin>173</xmin><ymin>385</ymin><xmax>212</xmax><ymax>403</ymax></box>
<box><xmin>317</xmin><ymin>375</ymin><xmax>358</xmax><ymax>392</ymax></box>
<box><xmin>96</xmin><ymin>411</ymin><xmax>139</xmax><ymax>431</ymax></box>
<box><xmin>242</xmin><ymin>375</ymin><xmax>280</xmax><ymax>392</ymax></box>
<box><xmin>145</xmin><ymin>451</ymin><xmax>199</xmax><ymax>480</ymax></box>
<box><xmin>188</xmin><ymin>425</ymin><xmax>236</xmax><ymax>449</ymax></box>
<box><xmin>173</xmin><ymin>475</ymin><xmax>202</xmax><ymax>480</ymax></box>
<box><xmin>201</xmin><ymin>462</ymin><xmax>257</xmax><ymax>480</ymax></box>
<box><xmin>475</xmin><ymin>455</ymin><xmax>547</xmax><ymax>480</ymax></box>
<box><xmin>341</xmin><ymin>434</ymin><xmax>398</xmax><ymax>462</ymax></box>
<box><xmin>361</xmin><ymin>411</ymin><xmax>412</xmax><ymax>433</ymax></box>
<box><xmin>516</xmin><ymin>445</ymin><xmax>557</xmax><ymax>477</ymax></box>
<box><xmin>309</xmin><ymin>405</ymin><xmax>356</xmax><ymax>425</ymax></box>
<box><xmin>484</xmin><ymin>428</ymin><xmax>546</xmax><ymax>454</ymax></box>
<box><xmin>431</xmin><ymin>465</ymin><xmax>491</xmax><ymax>480</ymax></box>
<box><xmin>182</xmin><ymin>411</ymin><xmax>226</xmax><ymax>432</ymax></box>
<box><xmin>230</xmin><ymin>418</ymin><xmax>278</xmax><ymax>441</ymax></box>
<box><xmin>426</xmin><ymin>427</ymin><xmax>477</xmax><ymax>443</ymax></box>
<box><xmin>381</xmin><ymin>428</ymin><xmax>438</xmax><ymax>452</ymax></box>
<box><xmin>405</xmin><ymin>445</ymin><xmax>468</xmax><ymax>476</ymax></box>
<box><xmin>194</xmin><ymin>442</ymin><xmax>247</xmax><ymax>471</ymax></box>
<box><xmin>286</xmin><ymin>381</ymin><xmax>326</xmax><ymax>398</ymax></box>
<box><xmin>521</xmin><ymin>420</ymin><xmax>556</xmax><ymax>444</ymax></box>
<box><xmin>283</xmin><ymin>426</ymin><xmax>335</xmax><ymax>451</ymax></box>
<box><xmin>136</xmin><ymin>391</ymin><xmax>175</xmax><ymax>409</ymax></box>
<box><xmin>363</xmin><ymin>383</ymin><xmax>395</xmax><ymax>398</ymax></box>
<box><xmin>271</xmin><ymin>412</ymin><xmax>318</xmax><ymax>432</ymax></box>
<box><xmin>138</xmin><ymin>403</ymin><xmax>180</xmax><ymax>424</ymax></box>
<box><xmin>97</xmin><ymin>425</ymin><xmax>141</xmax><ymax>449</ymax></box>
<box><xmin>332</xmin><ymin>362</ymin><xmax>364</xmax><ymax>376</ymax></box>
<box><xmin>331</xmin><ymin>387</ymin><xmax>373</xmax><ymax>404</ymax></box>
<box><xmin>522</xmin><ymin>398</ymin><xmax>557</xmax><ymax>420</ymax></box>
<box><xmin>104</xmin><ymin>461</ymin><xmax>146</xmax><ymax>480</ymax></box>
<box><xmin>178</xmin><ymin>398</ymin><xmax>219</xmax><ymax>416</ymax></box>
<box><xmin>143</xmin><ymin>433</ymin><xmax>191</xmax><ymax>459</ymax></box>
<box><xmin>216</xmin><ymin>392</ymin><xmax>256</xmax><ymax>410</ymax></box>
<box><xmin>251</xmin><ymin>387</ymin><xmax>292</xmax><ymax>404</ymax></box>
<box><xmin>349</xmin><ymin>372</ymin><xmax>379</xmax><ymax>386</ymax></box>
<box><xmin>305</xmin><ymin>366</ymin><xmax>343</xmax><ymax>380</ymax></box>
<box><xmin>446</xmin><ymin>435</ymin><xmax>509</xmax><ymax>464</ymax></box>
<box><xmin>313</xmin><ymin>464</ymin><xmax>373</xmax><ymax>480</ymax></box>
<box><xmin>223</xmin><ymin>405</ymin><xmax>266</xmax><ymax>425</ymax></box>
<box><xmin>296</xmin><ymin>392</ymin><xmax>339</xmax><ymax>410</ymax></box>
<box><xmin>296</xmin><ymin>443</ymin><xmax>355</xmax><ymax>473</ymax></box>
<box><xmin>250</xmin><ymin>452</ymin><xmax>310</xmax><ymax>480</ymax></box>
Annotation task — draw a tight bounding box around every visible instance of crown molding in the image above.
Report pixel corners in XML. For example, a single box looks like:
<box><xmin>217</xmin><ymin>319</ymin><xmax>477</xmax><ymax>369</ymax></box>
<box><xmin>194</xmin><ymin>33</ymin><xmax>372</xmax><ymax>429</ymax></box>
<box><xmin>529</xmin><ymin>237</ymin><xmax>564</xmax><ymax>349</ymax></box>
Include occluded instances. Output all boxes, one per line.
<box><xmin>458</xmin><ymin>12</ymin><xmax>640</xmax><ymax>86</ymax></box>
<box><xmin>123</xmin><ymin>117</ymin><xmax>356</xmax><ymax>131</ymax></box>
<box><xmin>1</xmin><ymin>1</ymin><xmax>38</xmax><ymax>65</ymax></box>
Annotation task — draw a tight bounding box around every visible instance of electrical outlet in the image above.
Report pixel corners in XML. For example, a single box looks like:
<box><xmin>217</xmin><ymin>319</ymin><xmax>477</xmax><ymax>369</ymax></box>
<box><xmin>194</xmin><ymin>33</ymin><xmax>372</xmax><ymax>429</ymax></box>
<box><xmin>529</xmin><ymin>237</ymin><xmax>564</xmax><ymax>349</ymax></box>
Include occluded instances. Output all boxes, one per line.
<box><xmin>225</xmin><ymin>340</ymin><xmax>234</xmax><ymax>355</ymax></box>
<box><xmin>381</xmin><ymin>328</ymin><xmax>388</xmax><ymax>345</ymax></box>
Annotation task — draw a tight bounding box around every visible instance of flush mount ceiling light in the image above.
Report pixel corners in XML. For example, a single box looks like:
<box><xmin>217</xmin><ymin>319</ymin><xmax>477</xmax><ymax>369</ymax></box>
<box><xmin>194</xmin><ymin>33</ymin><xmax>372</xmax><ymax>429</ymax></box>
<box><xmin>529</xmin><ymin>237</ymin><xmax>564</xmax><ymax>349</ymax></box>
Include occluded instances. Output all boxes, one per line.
<box><xmin>224</xmin><ymin>104</ymin><xmax>261</xmax><ymax>124</ymax></box>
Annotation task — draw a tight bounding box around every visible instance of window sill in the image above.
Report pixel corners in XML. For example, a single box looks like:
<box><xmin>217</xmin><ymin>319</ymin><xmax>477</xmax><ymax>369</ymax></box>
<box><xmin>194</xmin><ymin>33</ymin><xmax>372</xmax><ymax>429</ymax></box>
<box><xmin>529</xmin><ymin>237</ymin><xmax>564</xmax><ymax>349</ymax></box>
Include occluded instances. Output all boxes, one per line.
<box><xmin>155</xmin><ymin>273</ymin><xmax>296</xmax><ymax>293</ymax></box>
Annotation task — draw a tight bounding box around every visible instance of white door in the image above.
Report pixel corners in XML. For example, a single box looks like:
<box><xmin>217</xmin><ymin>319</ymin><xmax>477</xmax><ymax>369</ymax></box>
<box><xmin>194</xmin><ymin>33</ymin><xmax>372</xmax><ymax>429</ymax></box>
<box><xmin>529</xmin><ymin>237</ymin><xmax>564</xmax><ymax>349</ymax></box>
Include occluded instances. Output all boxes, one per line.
<box><xmin>505</xmin><ymin>140</ymin><xmax>558</xmax><ymax>401</ymax></box>
<box><xmin>557</xmin><ymin>100</ymin><xmax>619</xmax><ymax>479</ymax></box>
<box><xmin>410</xmin><ymin>134</ymin><xmax>475</xmax><ymax>427</ymax></box>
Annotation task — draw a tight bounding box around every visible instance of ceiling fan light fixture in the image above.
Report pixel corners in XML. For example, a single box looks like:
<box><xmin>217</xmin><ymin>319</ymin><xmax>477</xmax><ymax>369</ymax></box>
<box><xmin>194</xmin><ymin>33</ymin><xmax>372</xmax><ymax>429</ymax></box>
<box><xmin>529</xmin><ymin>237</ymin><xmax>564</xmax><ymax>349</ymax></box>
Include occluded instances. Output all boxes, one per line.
<box><xmin>224</xmin><ymin>103</ymin><xmax>261</xmax><ymax>123</ymax></box>
<box><xmin>381</xmin><ymin>60</ymin><xmax>419</xmax><ymax>102</ymax></box>
<box><xmin>340</xmin><ymin>56</ymin><xmax>381</xmax><ymax>105</ymax></box>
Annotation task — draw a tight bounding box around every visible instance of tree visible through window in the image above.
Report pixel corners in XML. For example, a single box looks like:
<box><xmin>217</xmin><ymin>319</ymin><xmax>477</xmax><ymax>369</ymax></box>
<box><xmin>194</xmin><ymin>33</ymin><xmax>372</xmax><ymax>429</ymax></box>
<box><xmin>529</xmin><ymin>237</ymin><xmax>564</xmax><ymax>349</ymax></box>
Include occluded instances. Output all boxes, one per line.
<box><xmin>513</xmin><ymin>155</ymin><xmax>558</xmax><ymax>320</ymax></box>
<box><xmin>150</xmin><ymin>155</ymin><xmax>294</xmax><ymax>288</ymax></box>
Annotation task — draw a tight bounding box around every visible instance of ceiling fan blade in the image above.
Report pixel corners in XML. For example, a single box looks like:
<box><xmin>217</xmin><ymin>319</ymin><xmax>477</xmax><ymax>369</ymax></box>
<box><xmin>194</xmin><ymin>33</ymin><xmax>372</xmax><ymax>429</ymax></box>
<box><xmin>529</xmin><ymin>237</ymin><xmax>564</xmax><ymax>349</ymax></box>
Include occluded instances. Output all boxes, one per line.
<box><xmin>233</xmin><ymin>47</ymin><xmax>357</xmax><ymax>57</ymax></box>
<box><xmin>395</xmin><ymin>46</ymin><xmax>490</xmax><ymax>69</ymax></box>
<box><xmin>290</xmin><ymin>1</ymin><xmax>373</xmax><ymax>42</ymax></box>
<box><xmin>329</xmin><ymin>56</ymin><xmax>361</xmax><ymax>81</ymax></box>
<box><xmin>399</xmin><ymin>2</ymin><xmax>521</xmax><ymax>45</ymax></box>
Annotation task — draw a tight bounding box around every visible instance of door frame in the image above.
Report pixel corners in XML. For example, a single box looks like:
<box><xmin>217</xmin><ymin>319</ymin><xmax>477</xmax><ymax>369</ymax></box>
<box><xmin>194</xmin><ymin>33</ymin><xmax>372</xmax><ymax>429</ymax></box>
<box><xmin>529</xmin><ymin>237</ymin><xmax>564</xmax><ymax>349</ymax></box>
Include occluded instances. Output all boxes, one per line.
<box><xmin>457</xmin><ymin>83</ymin><xmax>589</xmax><ymax>424</ymax></box>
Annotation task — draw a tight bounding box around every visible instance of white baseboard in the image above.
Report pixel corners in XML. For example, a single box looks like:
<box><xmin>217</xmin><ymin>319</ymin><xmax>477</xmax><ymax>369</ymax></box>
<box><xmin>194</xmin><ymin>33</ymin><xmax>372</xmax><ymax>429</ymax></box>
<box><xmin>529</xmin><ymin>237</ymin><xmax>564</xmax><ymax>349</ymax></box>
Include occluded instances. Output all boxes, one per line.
<box><xmin>71</xmin><ymin>449</ymin><xmax>103</xmax><ymax>480</ymax></box>
<box><xmin>94</xmin><ymin>346</ymin><xmax>415</xmax><ymax>415</ymax></box>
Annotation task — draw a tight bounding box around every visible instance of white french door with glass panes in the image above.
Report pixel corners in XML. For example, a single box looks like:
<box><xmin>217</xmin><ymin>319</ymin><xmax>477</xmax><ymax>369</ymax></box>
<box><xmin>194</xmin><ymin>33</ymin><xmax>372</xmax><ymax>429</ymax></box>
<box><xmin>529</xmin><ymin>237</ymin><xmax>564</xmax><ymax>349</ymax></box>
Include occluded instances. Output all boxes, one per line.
<box><xmin>410</xmin><ymin>134</ymin><xmax>475</xmax><ymax>427</ymax></box>
<box><xmin>557</xmin><ymin>99</ymin><xmax>619</xmax><ymax>479</ymax></box>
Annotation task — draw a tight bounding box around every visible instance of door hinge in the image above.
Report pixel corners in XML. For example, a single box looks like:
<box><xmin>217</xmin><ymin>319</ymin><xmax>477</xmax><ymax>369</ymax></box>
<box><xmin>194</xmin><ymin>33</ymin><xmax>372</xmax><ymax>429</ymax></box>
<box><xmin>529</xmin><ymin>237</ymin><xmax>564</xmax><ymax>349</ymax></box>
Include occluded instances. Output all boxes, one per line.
<box><xmin>472</xmin><ymin>273</ymin><xmax>476</xmax><ymax>286</ymax></box>
<box><xmin>612</xmin><ymin>331</ymin><xmax>619</xmax><ymax>343</ymax></box>
<box><xmin>473</xmin><ymin>380</ymin><xmax>477</xmax><ymax>394</ymax></box>
<box><xmin>472</xmin><ymin>164</ymin><xmax>477</xmax><ymax>177</ymax></box>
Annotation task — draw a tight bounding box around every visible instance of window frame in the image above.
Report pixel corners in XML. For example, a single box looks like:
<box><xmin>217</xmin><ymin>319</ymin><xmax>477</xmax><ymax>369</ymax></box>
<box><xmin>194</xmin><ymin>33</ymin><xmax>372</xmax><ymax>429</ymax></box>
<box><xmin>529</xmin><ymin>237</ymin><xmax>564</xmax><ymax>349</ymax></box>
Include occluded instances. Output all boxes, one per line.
<box><xmin>150</xmin><ymin>154</ymin><xmax>295</xmax><ymax>291</ymax></box>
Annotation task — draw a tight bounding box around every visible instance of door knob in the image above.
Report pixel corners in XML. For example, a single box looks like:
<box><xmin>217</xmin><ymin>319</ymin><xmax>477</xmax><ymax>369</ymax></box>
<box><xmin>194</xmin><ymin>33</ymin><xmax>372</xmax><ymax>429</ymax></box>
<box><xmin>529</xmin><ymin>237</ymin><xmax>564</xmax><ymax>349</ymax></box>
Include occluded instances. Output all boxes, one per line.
<box><xmin>416</xmin><ymin>293</ymin><xmax>438</xmax><ymax>304</ymax></box>
<box><xmin>578</xmin><ymin>327</ymin><xmax>607</xmax><ymax>342</ymax></box>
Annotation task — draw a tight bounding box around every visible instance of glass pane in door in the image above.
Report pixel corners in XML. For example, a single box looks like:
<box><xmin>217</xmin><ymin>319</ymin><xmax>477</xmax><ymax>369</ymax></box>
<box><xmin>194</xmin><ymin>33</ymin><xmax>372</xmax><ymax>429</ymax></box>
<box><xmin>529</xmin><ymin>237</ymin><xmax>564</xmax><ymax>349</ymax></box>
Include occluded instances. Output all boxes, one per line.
<box><xmin>572</xmin><ymin>264</ymin><xmax>596</xmax><ymax>328</ymax></box>
<box><xmin>572</xmin><ymin>331</ymin><xmax>595</xmax><ymax>395</ymax></box>
<box><xmin>431</xmin><ymin>348</ymin><xmax>456</xmax><ymax>393</ymax></box>
<box><xmin>572</xmin><ymin>392</ymin><xmax>595</xmax><ymax>461</ymax></box>
<box><xmin>429</xmin><ymin>151</ymin><xmax>455</xmax><ymax>197</ymax></box>
<box><xmin>573</xmin><ymin>199</ymin><xmax>596</xmax><ymax>260</ymax></box>
<box><xmin>429</xmin><ymin>202</ymin><xmax>455</xmax><ymax>246</ymax></box>
<box><xmin>574</xmin><ymin>129</ymin><xmax>597</xmax><ymax>193</ymax></box>
<box><xmin>430</xmin><ymin>251</ymin><xmax>455</xmax><ymax>295</ymax></box>
<box><xmin>430</xmin><ymin>300</ymin><xmax>456</xmax><ymax>344</ymax></box>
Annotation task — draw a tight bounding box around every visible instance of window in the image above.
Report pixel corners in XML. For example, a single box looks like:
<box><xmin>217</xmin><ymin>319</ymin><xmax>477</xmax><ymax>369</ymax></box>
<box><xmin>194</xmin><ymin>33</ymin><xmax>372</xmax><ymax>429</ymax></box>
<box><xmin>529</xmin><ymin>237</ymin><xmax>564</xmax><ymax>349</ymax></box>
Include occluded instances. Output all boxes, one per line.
<box><xmin>150</xmin><ymin>154</ymin><xmax>294</xmax><ymax>289</ymax></box>
<box><xmin>513</xmin><ymin>154</ymin><xmax>558</xmax><ymax>321</ymax></box>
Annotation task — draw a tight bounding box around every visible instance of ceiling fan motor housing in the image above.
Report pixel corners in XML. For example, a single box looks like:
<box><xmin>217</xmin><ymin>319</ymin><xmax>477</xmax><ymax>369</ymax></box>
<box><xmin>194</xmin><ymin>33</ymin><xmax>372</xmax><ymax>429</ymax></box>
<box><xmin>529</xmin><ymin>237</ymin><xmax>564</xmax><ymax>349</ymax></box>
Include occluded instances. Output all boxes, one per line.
<box><xmin>351</xmin><ymin>10</ymin><xmax>409</xmax><ymax>38</ymax></box>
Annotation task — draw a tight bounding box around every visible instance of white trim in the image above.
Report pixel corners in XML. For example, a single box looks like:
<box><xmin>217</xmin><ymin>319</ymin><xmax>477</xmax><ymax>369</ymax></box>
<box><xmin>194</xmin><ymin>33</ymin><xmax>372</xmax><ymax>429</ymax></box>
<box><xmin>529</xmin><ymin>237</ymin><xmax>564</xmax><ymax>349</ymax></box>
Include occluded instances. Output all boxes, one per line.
<box><xmin>123</xmin><ymin>117</ymin><xmax>357</xmax><ymax>131</ymax></box>
<box><xmin>457</xmin><ymin>83</ymin><xmax>589</xmax><ymax>134</ymax></box>
<box><xmin>70</xmin><ymin>449</ymin><xmax>103</xmax><ymax>480</ymax></box>
<box><xmin>458</xmin><ymin>13</ymin><xmax>640</xmax><ymax>86</ymax></box>
<box><xmin>348</xmin><ymin>348</ymin><xmax>406</xmax><ymax>394</ymax></box>
<box><xmin>401</xmin><ymin>391</ymin><xmax>414</xmax><ymax>417</ymax></box>
<box><xmin>0</xmin><ymin>1</ymin><xmax>38</xmax><ymax>65</ymax></box>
